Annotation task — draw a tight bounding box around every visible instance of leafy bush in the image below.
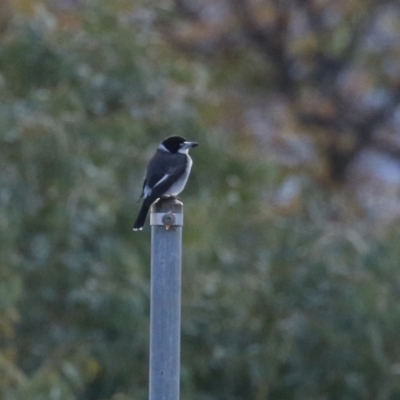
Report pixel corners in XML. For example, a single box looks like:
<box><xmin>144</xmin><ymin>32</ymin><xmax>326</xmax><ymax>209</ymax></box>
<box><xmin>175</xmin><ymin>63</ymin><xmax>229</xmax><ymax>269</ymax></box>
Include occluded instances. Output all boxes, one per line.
<box><xmin>1</xmin><ymin>2</ymin><xmax>400</xmax><ymax>400</ymax></box>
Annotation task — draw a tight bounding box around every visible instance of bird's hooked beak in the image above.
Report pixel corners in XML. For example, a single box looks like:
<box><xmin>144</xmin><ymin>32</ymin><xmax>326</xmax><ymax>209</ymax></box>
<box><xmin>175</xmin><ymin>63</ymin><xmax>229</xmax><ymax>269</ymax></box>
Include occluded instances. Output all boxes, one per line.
<box><xmin>183</xmin><ymin>141</ymin><xmax>198</xmax><ymax>149</ymax></box>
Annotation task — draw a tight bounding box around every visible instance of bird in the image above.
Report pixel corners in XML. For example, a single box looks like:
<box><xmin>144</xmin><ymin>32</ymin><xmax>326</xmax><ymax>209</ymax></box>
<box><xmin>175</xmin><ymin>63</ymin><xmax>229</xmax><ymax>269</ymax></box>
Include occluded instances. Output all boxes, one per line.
<box><xmin>133</xmin><ymin>136</ymin><xmax>198</xmax><ymax>231</ymax></box>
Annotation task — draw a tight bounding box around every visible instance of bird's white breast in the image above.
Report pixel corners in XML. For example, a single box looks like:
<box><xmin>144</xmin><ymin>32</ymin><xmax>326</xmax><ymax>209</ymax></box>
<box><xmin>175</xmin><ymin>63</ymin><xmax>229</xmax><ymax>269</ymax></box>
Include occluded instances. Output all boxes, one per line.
<box><xmin>165</xmin><ymin>154</ymin><xmax>193</xmax><ymax>196</ymax></box>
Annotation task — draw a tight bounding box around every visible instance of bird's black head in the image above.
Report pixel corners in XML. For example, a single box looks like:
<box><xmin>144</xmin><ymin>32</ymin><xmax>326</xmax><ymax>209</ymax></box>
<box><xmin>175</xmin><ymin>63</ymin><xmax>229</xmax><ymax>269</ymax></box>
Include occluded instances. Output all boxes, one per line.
<box><xmin>160</xmin><ymin>136</ymin><xmax>198</xmax><ymax>154</ymax></box>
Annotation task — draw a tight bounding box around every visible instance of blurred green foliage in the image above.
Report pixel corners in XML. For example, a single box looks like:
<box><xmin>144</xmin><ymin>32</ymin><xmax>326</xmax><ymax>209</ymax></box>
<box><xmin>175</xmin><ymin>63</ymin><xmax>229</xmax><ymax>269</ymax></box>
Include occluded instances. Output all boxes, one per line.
<box><xmin>1</xmin><ymin>1</ymin><xmax>400</xmax><ymax>400</ymax></box>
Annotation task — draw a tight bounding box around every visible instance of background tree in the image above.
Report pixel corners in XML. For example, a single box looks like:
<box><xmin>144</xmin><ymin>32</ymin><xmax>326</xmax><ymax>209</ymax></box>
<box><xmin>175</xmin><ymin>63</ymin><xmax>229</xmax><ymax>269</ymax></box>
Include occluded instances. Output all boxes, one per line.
<box><xmin>167</xmin><ymin>0</ymin><xmax>400</xmax><ymax>221</ymax></box>
<box><xmin>1</xmin><ymin>1</ymin><xmax>400</xmax><ymax>399</ymax></box>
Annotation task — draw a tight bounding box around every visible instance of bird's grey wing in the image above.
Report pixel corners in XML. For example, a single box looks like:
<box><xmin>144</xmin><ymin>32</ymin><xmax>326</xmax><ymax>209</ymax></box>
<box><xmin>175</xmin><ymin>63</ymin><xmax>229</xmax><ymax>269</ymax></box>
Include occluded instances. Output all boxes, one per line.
<box><xmin>137</xmin><ymin>177</ymin><xmax>147</xmax><ymax>202</ymax></box>
<box><xmin>144</xmin><ymin>152</ymin><xmax>187</xmax><ymax>202</ymax></box>
<box><xmin>146</xmin><ymin>151</ymin><xmax>187</xmax><ymax>188</ymax></box>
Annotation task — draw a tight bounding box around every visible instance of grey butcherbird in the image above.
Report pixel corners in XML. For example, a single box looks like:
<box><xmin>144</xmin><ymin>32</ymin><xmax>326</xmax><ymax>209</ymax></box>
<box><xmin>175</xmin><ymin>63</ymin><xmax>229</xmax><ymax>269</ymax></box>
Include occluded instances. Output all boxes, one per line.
<box><xmin>133</xmin><ymin>136</ymin><xmax>198</xmax><ymax>231</ymax></box>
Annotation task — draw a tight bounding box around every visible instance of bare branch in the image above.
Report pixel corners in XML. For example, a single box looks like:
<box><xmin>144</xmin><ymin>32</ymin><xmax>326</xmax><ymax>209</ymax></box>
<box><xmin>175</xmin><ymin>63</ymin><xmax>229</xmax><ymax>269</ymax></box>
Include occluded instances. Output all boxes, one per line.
<box><xmin>229</xmin><ymin>0</ymin><xmax>295</xmax><ymax>97</ymax></box>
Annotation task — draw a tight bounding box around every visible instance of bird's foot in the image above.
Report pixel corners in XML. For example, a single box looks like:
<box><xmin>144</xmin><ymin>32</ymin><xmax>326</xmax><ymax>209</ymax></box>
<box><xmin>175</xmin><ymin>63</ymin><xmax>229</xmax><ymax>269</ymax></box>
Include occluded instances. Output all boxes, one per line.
<box><xmin>159</xmin><ymin>195</ymin><xmax>182</xmax><ymax>204</ymax></box>
<box><xmin>160</xmin><ymin>195</ymin><xmax>181</xmax><ymax>200</ymax></box>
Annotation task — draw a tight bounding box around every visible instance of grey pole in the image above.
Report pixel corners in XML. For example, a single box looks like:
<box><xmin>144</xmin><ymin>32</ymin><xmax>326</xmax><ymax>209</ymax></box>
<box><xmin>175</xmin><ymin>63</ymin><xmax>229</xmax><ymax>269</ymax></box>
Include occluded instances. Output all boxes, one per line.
<box><xmin>149</xmin><ymin>197</ymin><xmax>183</xmax><ymax>400</ymax></box>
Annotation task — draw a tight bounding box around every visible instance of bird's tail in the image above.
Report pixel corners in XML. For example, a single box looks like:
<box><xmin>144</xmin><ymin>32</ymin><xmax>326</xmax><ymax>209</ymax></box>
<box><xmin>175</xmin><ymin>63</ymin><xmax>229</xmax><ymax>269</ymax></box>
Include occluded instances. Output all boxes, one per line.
<box><xmin>133</xmin><ymin>202</ymin><xmax>151</xmax><ymax>231</ymax></box>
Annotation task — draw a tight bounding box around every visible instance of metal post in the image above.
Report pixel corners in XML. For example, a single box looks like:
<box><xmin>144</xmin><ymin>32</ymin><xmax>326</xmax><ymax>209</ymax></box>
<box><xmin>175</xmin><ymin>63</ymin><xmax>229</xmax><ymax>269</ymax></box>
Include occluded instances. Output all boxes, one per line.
<box><xmin>149</xmin><ymin>197</ymin><xmax>183</xmax><ymax>400</ymax></box>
